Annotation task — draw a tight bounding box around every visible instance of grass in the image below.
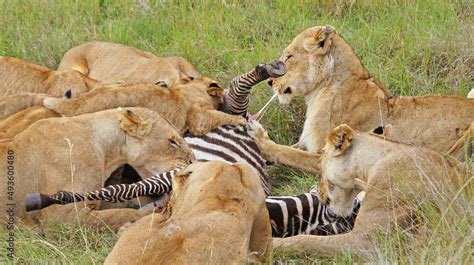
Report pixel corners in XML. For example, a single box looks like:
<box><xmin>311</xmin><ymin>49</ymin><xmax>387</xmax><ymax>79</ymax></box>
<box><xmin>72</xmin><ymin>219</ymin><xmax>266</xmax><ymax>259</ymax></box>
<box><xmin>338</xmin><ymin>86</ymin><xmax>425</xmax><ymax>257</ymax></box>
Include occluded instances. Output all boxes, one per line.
<box><xmin>1</xmin><ymin>0</ymin><xmax>473</xmax><ymax>263</ymax></box>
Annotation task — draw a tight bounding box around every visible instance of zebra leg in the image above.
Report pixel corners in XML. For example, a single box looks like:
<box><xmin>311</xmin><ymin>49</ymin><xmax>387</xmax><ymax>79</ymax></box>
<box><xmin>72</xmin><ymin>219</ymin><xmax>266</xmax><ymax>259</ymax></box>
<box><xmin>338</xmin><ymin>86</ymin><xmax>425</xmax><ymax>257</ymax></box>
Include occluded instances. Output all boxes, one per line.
<box><xmin>25</xmin><ymin>170</ymin><xmax>177</xmax><ymax>211</ymax></box>
<box><xmin>249</xmin><ymin>200</ymin><xmax>273</xmax><ymax>262</ymax></box>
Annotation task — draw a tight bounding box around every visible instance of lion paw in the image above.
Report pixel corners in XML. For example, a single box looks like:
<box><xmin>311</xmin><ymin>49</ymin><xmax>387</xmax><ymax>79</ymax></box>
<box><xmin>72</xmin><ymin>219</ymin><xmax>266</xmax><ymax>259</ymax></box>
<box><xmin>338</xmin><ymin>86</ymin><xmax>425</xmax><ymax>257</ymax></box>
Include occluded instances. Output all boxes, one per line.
<box><xmin>43</xmin><ymin>97</ymin><xmax>63</xmax><ymax>111</ymax></box>
<box><xmin>247</xmin><ymin>120</ymin><xmax>269</xmax><ymax>140</ymax></box>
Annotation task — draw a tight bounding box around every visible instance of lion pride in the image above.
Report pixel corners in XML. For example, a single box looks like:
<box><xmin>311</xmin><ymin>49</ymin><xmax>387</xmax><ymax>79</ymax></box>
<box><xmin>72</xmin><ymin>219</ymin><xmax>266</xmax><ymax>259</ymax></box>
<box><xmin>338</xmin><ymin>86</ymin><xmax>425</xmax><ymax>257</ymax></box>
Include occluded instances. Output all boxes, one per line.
<box><xmin>0</xmin><ymin>107</ymin><xmax>194</xmax><ymax>229</ymax></box>
<box><xmin>265</xmin><ymin>25</ymin><xmax>473</xmax><ymax>163</ymax></box>
<box><xmin>58</xmin><ymin>41</ymin><xmax>199</xmax><ymax>88</ymax></box>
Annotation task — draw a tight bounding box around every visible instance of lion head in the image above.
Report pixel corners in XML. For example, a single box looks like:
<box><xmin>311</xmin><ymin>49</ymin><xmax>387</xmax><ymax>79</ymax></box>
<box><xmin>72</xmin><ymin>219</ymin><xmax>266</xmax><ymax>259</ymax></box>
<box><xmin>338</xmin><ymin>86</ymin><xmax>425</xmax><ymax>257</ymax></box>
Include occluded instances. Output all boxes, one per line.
<box><xmin>47</xmin><ymin>69</ymin><xmax>100</xmax><ymax>97</ymax></box>
<box><xmin>177</xmin><ymin>76</ymin><xmax>225</xmax><ymax>109</ymax></box>
<box><xmin>271</xmin><ymin>25</ymin><xmax>367</xmax><ymax>105</ymax></box>
<box><xmin>118</xmin><ymin>107</ymin><xmax>195</xmax><ymax>175</ymax></box>
<box><xmin>319</xmin><ymin>124</ymin><xmax>366</xmax><ymax>217</ymax></box>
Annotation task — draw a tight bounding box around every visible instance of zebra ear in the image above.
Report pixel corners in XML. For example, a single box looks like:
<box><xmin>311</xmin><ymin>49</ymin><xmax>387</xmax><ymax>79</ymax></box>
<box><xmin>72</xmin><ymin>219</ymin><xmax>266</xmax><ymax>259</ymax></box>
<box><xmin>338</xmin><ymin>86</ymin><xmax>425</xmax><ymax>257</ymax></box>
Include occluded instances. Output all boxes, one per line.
<box><xmin>325</xmin><ymin>124</ymin><xmax>353</xmax><ymax>156</ymax></box>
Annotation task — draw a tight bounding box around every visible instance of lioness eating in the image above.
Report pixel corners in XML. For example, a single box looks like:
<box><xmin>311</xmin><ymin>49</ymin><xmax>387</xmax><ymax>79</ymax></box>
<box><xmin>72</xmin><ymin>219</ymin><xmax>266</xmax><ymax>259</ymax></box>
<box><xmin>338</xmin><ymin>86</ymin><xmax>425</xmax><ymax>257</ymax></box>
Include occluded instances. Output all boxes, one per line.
<box><xmin>105</xmin><ymin>161</ymin><xmax>272</xmax><ymax>264</ymax></box>
<box><xmin>58</xmin><ymin>41</ymin><xmax>199</xmax><ymax>87</ymax></box>
<box><xmin>264</xmin><ymin>25</ymin><xmax>473</xmax><ymax>164</ymax></box>
<box><xmin>43</xmin><ymin>77</ymin><xmax>246</xmax><ymax>135</ymax></box>
<box><xmin>250</xmin><ymin>122</ymin><xmax>468</xmax><ymax>257</ymax></box>
<box><xmin>0</xmin><ymin>56</ymin><xmax>100</xmax><ymax>97</ymax></box>
<box><xmin>0</xmin><ymin>107</ymin><xmax>194</xmax><ymax>229</ymax></box>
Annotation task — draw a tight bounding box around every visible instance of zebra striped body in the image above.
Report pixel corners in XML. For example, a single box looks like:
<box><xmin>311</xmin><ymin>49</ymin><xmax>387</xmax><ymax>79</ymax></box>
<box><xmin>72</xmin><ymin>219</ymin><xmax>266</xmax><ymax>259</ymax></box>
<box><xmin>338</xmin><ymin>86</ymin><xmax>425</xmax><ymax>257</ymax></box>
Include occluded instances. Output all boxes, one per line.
<box><xmin>185</xmin><ymin>124</ymin><xmax>271</xmax><ymax>195</ymax></box>
<box><xmin>266</xmin><ymin>193</ymin><xmax>361</xmax><ymax>237</ymax></box>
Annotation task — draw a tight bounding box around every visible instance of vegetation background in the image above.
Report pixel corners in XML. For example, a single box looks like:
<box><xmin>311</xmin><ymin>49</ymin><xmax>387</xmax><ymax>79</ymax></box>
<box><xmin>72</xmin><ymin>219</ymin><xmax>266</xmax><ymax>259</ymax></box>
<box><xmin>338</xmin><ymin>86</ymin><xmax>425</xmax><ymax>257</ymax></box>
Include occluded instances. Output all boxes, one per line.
<box><xmin>1</xmin><ymin>0</ymin><xmax>472</xmax><ymax>263</ymax></box>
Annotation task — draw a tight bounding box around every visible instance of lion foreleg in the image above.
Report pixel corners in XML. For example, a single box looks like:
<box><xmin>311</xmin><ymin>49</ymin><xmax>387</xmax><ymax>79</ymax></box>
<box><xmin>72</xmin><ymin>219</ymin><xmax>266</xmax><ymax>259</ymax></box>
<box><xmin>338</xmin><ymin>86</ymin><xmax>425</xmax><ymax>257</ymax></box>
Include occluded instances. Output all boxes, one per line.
<box><xmin>187</xmin><ymin>107</ymin><xmax>246</xmax><ymax>136</ymax></box>
<box><xmin>272</xmin><ymin>230</ymin><xmax>371</xmax><ymax>258</ymax></box>
<box><xmin>258</xmin><ymin>139</ymin><xmax>321</xmax><ymax>173</ymax></box>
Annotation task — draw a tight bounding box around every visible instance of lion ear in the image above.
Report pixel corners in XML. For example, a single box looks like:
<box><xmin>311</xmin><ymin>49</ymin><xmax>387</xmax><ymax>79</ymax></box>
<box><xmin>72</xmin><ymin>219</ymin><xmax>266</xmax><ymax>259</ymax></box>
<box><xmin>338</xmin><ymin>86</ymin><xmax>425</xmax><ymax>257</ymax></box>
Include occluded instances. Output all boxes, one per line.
<box><xmin>207</xmin><ymin>82</ymin><xmax>223</xmax><ymax>97</ymax></box>
<box><xmin>326</xmin><ymin>124</ymin><xmax>353</xmax><ymax>156</ymax></box>
<box><xmin>118</xmin><ymin>108</ymin><xmax>153</xmax><ymax>138</ymax></box>
<box><xmin>309</xmin><ymin>25</ymin><xmax>335</xmax><ymax>54</ymax></box>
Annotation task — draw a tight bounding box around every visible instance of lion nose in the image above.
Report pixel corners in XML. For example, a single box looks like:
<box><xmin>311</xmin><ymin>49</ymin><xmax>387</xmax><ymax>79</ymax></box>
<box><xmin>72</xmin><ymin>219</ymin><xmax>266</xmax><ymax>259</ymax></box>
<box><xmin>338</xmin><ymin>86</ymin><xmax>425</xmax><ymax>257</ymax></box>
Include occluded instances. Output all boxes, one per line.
<box><xmin>283</xmin><ymin>87</ymin><xmax>292</xmax><ymax>94</ymax></box>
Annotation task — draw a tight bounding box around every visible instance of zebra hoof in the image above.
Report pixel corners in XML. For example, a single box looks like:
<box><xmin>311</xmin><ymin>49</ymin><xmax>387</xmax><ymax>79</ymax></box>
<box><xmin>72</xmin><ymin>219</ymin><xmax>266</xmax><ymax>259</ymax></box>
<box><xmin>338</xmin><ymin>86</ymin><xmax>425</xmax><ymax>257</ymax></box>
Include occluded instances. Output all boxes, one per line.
<box><xmin>25</xmin><ymin>192</ymin><xmax>42</xmax><ymax>212</ymax></box>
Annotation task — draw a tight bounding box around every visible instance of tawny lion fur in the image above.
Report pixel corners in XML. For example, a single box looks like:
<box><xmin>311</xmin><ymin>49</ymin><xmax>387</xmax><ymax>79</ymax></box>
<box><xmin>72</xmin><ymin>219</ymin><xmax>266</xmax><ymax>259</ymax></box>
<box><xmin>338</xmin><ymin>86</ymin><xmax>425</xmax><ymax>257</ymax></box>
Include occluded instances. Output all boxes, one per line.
<box><xmin>0</xmin><ymin>107</ymin><xmax>194</xmax><ymax>229</ymax></box>
<box><xmin>43</xmin><ymin>77</ymin><xmax>246</xmax><ymax>136</ymax></box>
<box><xmin>0</xmin><ymin>106</ymin><xmax>60</xmax><ymax>140</ymax></box>
<box><xmin>58</xmin><ymin>41</ymin><xmax>199</xmax><ymax>87</ymax></box>
<box><xmin>105</xmin><ymin>161</ymin><xmax>272</xmax><ymax>264</ymax></box>
<box><xmin>0</xmin><ymin>93</ymin><xmax>51</xmax><ymax>120</ymax></box>
<box><xmin>250</xmin><ymin>122</ymin><xmax>468</xmax><ymax>257</ymax></box>
<box><xmin>264</xmin><ymin>25</ymin><xmax>473</xmax><ymax>165</ymax></box>
<box><xmin>0</xmin><ymin>56</ymin><xmax>100</xmax><ymax>98</ymax></box>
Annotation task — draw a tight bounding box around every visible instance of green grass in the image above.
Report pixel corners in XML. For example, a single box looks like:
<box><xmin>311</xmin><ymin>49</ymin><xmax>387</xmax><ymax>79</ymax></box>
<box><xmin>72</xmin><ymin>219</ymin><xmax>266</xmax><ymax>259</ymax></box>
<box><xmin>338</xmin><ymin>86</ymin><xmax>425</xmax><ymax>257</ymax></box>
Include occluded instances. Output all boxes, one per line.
<box><xmin>1</xmin><ymin>0</ymin><xmax>472</xmax><ymax>263</ymax></box>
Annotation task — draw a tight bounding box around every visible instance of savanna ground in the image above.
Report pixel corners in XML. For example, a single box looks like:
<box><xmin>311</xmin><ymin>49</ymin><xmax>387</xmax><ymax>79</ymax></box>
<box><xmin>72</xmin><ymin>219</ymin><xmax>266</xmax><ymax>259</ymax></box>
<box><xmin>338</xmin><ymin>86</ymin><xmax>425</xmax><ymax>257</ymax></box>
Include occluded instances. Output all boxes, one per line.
<box><xmin>0</xmin><ymin>0</ymin><xmax>473</xmax><ymax>263</ymax></box>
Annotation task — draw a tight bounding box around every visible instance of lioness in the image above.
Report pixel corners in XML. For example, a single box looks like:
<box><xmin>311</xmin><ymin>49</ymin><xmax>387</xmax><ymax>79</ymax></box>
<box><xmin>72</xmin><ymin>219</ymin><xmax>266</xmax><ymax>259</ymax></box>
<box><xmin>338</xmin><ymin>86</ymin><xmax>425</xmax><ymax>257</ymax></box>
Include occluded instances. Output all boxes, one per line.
<box><xmin>58</xmin><ymin>41</ymin><xmax>199</xmax><ymax>87</ymax></box>
<box><xmin>105</xmin><ymin>161</ymin><xmax>272</xmax><ymax>264</ymax></box>
<box><xmin>0</xmin><ymin>107</ymin><xmax>194</xmax><ymax>229</ymax></box>
<box><xmin>250</xmin><ymin>122</ymin><xmax>468</xmax><ymax>257</ymax></box>
<box><xmin>0</xmin><ymin>56</ymin><xmax>99</xmax><ymax>97</ymax></box>
<box><xmin>43</xmin><ymin>77</ymin><xmax>246</xmax><ymax>135</ymax></box>
<box><xmin>265</xmin><ymin>25</ymin><xmax>473</xmax><ymax>163</ymax></box>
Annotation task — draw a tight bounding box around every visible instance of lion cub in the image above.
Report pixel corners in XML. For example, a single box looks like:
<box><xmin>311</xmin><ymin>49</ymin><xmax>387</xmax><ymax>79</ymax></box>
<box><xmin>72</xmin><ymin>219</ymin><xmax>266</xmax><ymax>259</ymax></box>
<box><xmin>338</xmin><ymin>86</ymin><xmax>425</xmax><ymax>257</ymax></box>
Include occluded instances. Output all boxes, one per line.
<box><xmin>105</xmin><ymin>161</ymin><xmax>272</xmax><ymax>264</ymax></box>
<box><xmin>0</xmin><ymin>56</ymin><xmax>99</xmax><ymax>97</ymax></box>
<box><xmin>43</xmin><ymin>77</ymin><xmax>246</xmax><ymax>135</ymax></box>
<box><xmin>0</xmin><ymin>107</ymin><xmax>194</xmax><ymax>228</ymax></box>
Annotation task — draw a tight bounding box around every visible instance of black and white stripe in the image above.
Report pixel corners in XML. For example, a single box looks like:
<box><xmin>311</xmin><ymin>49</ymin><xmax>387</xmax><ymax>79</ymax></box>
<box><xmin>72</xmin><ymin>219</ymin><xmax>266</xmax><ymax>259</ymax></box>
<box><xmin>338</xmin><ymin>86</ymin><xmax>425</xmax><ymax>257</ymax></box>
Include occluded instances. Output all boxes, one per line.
<box><xmin>51</xmin><ymin>168</ymin><xmax>181</xmax><ymax>204</ymax></box>
<box><xmin>221</xmin><ymin>69</ymin><xmax>267</xmax><ymax>118</ymax></box>
<box><xmin>266</xmin><ymin>193</ymin><xmax>361</xmax><ymax>237</ymax></box>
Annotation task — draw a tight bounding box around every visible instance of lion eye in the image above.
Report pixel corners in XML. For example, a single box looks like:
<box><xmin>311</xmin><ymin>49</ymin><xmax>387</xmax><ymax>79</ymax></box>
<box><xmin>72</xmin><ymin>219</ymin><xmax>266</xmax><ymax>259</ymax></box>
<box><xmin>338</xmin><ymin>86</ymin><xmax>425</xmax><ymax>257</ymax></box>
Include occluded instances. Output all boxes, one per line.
<box><xmin>169</xmin><ymin>138</ymin><xmax>179</xmax><ymax>148</ymax></box>
<box><xmin>328</xmin><ymin>181</ymin><xmax>335</xmax><ymax>191</ymax></box>
<box><xmin>285</xmin><ymin>55</ymin><xmax>293</xmax><ymax>62</ymax></box>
